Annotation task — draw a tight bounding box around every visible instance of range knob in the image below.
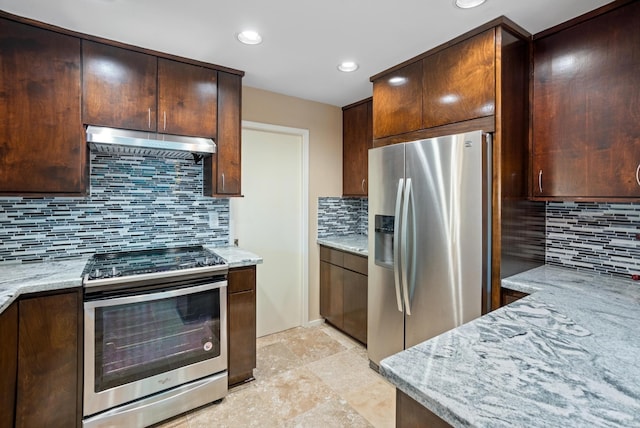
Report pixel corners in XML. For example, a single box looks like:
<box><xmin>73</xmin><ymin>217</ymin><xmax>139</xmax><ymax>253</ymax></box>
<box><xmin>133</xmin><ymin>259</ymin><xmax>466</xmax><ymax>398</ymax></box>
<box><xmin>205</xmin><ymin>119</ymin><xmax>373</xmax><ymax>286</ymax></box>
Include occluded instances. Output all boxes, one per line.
<box><xmin>94</xmin><ymin>268</ymin><xmax>102</xmax><ymax>278</ymax></box>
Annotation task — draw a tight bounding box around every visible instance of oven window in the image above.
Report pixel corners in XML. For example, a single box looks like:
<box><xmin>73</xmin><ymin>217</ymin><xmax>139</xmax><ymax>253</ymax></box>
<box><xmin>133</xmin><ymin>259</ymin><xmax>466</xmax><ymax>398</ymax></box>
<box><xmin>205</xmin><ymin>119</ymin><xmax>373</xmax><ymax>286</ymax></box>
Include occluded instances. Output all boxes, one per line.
<box><xmin>94</xmin><ymin>288</ymin><xmax>221</xmax><ymax>392</ymax></box>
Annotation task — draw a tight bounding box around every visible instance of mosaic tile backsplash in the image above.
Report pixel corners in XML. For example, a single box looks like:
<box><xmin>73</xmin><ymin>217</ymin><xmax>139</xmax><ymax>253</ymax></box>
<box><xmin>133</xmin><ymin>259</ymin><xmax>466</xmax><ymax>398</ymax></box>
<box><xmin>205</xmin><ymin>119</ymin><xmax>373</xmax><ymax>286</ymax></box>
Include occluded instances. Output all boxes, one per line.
<box><xmin>0</xmin><ymin>152</ymin><xmax>229</xmax><ymax>263</ymax></box>
<box><xmin>317</xmin><ymin>197</ymin><xmax>367</xmax><ymax>238</ymax></box>
<box><xmin>546</xmin><ymin>202</ymin><xmax>640</xmax><ymax>277</ymax></box>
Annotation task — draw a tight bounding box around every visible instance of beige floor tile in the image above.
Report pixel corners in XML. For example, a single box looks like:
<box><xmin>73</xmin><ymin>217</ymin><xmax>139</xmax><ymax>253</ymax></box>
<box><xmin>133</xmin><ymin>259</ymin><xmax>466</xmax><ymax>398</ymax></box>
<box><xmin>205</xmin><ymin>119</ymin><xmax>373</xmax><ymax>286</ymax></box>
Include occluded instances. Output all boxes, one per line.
<box><xmin>281</xmin><ymin>326</ymin><xmax>348</xmax><ymax>364</ymax></box>
<box><xmin>186</xmin><ymin>383</ymin><xmax>283</xmax><ymax>428</ymax></box>
<box><xmin>345</xmin><ymin>376</ymin><xmax>396</xmax><ymax>428</ymax></box>
<box><xmin>256</xmin><ymin>326</ymin><xmax>303</xmax><ymax>349</ymax></box>
<box><xmin>254</xmin><ymin>341</ymin><xmax>303</xmax><ymax>381</ymax></box>
<box><xmin>306</xmin><ymin>348</ymin><xmax>381</xmax><ymax>395</ymax></box>
<box><xmin>283</xmin><ymin>398</ymin><xmax>374</xmax><ymax>428</ymax></box>
<box><xmin>257</xmin><ymin>366</ymin><xmax>339</xmax><ymax>421</ymax></box>
<box><xmin>319</xmin><ymin>322</ymin><xmax>363</xmax><ymax>350</ymax></box>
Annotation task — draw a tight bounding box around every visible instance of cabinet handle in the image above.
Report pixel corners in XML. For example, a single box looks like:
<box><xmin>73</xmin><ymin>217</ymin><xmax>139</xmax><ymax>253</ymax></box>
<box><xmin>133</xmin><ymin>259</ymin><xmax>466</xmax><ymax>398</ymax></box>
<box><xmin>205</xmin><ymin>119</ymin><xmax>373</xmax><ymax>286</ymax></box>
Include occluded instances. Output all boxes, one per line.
<box><xmin>538</xmin><ymin>169</ymin><xmax>543</xmax><ymax>194</ymax></box>
<box><xmin>148</xmin><ymin>108</ymin><xmax>151</xmax><ymax>129</ymax></box>
<box><xmin>221</xmin><ymin>173</ymin><xmax>225</xmax><ymax>192</ymax></box>
<box><xmin>636</xmin><ymin>164</ymin><xmax>640</xmax><ymax>187</ymax></box>
<box><xmin>361</xmin><ymin>179</ymin><xmax>366</xmax><ymax>192</ymax></box>
<box><xmin>163</xmin><ymin>111</ymin><xmax>167</xmax><ymax>131</ymax></box>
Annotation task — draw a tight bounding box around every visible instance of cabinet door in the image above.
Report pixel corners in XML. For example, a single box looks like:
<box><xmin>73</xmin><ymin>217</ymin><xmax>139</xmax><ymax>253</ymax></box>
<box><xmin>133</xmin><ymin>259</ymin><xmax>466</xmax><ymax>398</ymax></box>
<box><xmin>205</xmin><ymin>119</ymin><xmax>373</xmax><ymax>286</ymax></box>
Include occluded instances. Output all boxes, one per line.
<box><xmin>158</xmin><ymin>59</ymin><xmax>217</xmax><ymax>137</ymax></box>
<box><xmin>532</xmin><ymin>1</ymin><xmax>640</xmax><ymax>199</ymax></box>
<box><xmin>205</xmin><ymin>72</ymin><xmax>242</xmax><ymax>196</ymax></box>
<box><xmin>319</xmin><ymin>260</ymin><xmax>344</xmax><ymax>329</ymax></box>
<box><xmin>82</xmin><ymin>41</ymin><xmax>157</xmax><ymax>131</ymax></box>
<box><xmin>0</xmin><ymin>303</ymin><xmax>17</xmax><ymax>428</ymax></box>
<box><xmin>227</xmin><ymin>267</ymin><xmax>256</xmax><ymax>387</ymax></box>
<box><xmin>0</xmin><ymin>19</ymin><xmax>85</xmax><ymax>195</ymax></box>
<box><xmin>343</xmin><ymin>269</ymin><xmax>367</xmax><ymax>344</ymax></box>
<box><xmin>343</xmin><ymin>100</ymin><xmax>372</xmax><ymax>196</ymax></box>
<box><xmin>372</xmin><ymin>61</ymin><xmax>423</xmax><ymax>139</ymax></box>
<box><xmin>422</xmin><ymin>29</ymin><xmax>496</xmax><ymax>129</ymax></box>
<box><xmin>16</xmin><ymin>291</ymin><xmax>80</xmax><ymax>428</ymax></box>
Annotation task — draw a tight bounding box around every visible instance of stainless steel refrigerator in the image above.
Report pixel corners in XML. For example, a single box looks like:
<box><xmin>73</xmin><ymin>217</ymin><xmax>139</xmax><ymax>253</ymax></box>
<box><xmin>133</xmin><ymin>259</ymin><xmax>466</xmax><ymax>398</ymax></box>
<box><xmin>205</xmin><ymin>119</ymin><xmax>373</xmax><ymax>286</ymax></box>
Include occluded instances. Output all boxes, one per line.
<box><xmin>367</xmin><ymin>130</ymin><xmax>491</xmax><ymax>367</ymax></box>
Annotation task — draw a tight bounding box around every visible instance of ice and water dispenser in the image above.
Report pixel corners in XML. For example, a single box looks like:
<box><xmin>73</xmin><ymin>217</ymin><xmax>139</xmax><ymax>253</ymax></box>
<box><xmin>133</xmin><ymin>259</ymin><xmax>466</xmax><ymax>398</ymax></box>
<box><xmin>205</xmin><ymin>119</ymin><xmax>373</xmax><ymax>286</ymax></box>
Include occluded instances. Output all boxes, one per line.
<box><xmin>374</xmin><ymin>215</ymin><xmax>394</xmax><ymax>269</ymax></box>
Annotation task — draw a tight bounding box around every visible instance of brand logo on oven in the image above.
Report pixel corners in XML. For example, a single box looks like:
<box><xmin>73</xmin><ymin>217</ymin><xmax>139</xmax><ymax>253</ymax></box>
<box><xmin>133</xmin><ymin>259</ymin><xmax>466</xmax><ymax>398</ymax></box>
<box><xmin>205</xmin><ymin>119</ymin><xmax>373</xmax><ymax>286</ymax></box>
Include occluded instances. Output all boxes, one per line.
<box><xmin>158</xmin><ymin>377</ymin><xmax>171</xmax><ymax>385</ymax></box>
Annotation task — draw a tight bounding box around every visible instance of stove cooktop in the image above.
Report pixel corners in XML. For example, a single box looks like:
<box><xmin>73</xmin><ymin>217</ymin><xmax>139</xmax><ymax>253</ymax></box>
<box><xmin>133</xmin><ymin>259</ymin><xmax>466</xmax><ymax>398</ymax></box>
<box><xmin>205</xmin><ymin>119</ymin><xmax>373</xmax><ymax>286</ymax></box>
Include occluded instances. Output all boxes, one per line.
<box><xmin>84</xmin><ymin>246</ymin><xmax>227</xmax><ymax>282</ymax></box>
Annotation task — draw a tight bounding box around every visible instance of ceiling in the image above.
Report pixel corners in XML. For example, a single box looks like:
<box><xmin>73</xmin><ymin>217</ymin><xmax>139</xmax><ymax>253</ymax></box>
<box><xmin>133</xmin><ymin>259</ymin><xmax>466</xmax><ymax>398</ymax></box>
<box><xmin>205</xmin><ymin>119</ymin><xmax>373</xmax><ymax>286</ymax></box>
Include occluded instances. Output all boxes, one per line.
<box><xmin>1</xmin><ymin>0</ymin><xmax>613</xmax><ymax>107</ymax></box>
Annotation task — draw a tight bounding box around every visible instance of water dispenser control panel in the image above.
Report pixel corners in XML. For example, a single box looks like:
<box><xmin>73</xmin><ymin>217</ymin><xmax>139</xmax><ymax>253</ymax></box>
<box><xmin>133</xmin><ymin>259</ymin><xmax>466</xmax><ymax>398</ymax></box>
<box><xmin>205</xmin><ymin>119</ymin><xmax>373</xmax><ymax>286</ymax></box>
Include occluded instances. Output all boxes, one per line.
<box><xmin>374</xmin><ymin>215</ymin><xmax>394</xmax><ymax>268</ymax></box>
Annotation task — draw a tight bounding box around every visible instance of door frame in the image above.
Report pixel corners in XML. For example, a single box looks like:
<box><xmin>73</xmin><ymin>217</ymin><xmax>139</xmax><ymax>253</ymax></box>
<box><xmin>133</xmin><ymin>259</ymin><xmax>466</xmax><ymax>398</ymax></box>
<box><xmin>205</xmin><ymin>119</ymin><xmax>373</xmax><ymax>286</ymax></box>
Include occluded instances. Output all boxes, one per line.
<box><xmin>240</xmin><ymin>120</ymin><xmax>310</xmax><ymax>327</ymax></box>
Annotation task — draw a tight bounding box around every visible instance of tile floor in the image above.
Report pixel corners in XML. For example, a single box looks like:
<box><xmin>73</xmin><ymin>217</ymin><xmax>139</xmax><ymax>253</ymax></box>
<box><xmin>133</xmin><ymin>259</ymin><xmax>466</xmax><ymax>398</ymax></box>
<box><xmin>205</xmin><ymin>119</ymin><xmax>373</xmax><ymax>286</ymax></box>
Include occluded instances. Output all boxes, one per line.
<box><xmin>156</xmin><ymin>323</ymin><xmax>396</xmax><ymax>428</ymax></box>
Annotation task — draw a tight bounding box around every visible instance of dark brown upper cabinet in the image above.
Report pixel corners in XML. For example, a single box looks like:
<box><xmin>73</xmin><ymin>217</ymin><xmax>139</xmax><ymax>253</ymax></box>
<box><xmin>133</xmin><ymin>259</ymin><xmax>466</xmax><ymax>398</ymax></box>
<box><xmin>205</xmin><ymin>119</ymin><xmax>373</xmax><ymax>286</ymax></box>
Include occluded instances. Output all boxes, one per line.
<box><xmin>157</xmin><ymin>58</ymin><xmax>217</xmax><ymax>138</ymax></box>
<box><xmin>372</xmin><ymin>61</ymin><xmax>423</xmax><ymax>139</ymax></box>
<box><xmin>370</xmin><ymin>18</ymin><xmax>546</xmax><ymax>312</ymax></box>
<box><xmin>531</xmin><ymin>0</ymin><xmax>640</xmax><ymax>200</ymax></box>
<box><xmin>82</xmin><ymin>41</ymin><xmax>158</xmax><ymax>132</ymax></box>
<box><xmin>343</xmin><ymin>98</ymin><xmax>372</xmax><ymax>196</ymax></box>
<box><xmin>0</xmin><ymin>18</ymin><xmax>85</xmax><ymax>195</ymax></box>
<box><xmin>83</xmin><ymin>42</ymin><xmax>218</xmax><ymax>139</ymax></box>
<box><xmin>422</xmin><ymin>29</ymin><xmax>495</xmax><ymax>129</ymax></box>
<box><xmin>204</xmin><ymin>71</ymin><xmax>242</xmax><ymax>196</ymax></box>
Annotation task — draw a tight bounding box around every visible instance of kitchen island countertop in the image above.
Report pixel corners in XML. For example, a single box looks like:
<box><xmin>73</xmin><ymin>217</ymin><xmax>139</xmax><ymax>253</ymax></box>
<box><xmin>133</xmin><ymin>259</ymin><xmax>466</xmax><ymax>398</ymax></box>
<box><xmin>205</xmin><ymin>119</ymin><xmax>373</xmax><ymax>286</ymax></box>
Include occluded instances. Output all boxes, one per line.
<box><xmin>380</xmin><ymin>265</ymin><xmax>640</xmax><ymax>427</ymax></box>
<box><xmin>0</xmin><ymin>257</ymin><xmax>89</xmax><ymax>315</ymax></box>
<box><xmin>317</xmin><ymin>234</ymin><xmax>368</xmax><ymax>256</ymax></box>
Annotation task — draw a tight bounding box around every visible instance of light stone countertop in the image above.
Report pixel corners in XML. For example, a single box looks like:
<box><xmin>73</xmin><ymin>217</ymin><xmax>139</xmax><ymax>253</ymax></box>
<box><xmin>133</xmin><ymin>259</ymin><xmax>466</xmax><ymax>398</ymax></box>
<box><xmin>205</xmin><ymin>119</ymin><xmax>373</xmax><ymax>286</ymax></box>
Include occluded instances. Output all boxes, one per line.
<box><xmin>0</xmin><ymin>257</ymin><xmax>89</xmax><ymax>315</ymax></box>
<box><xmin>380</xmin><ymin>265</ymin><xmax>640</xmax><ymax>427</ymax></box>
<box><xmin>207</xmin><ymin>245</ymin><xmax>263</xmax><ymax>268</ymax></box>
<box><xmin>0</xmin><ymin>246</ymin><xmax>262</xmax><ymax>316</ymax></box>
<box><xmin>317</xmin><ymin>234</ymin><xmax>368</xmax><ymax>256</ymax></box>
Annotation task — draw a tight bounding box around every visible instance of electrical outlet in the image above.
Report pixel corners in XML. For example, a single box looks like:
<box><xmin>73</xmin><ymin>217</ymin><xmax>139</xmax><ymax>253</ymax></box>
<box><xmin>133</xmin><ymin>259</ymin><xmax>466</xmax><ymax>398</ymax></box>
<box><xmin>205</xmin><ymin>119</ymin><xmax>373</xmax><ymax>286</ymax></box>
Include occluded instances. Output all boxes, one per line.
<box><xmin>208</xmin><ymin>212</ymin><xmax>219</xmax><ymax>228</ymax></box>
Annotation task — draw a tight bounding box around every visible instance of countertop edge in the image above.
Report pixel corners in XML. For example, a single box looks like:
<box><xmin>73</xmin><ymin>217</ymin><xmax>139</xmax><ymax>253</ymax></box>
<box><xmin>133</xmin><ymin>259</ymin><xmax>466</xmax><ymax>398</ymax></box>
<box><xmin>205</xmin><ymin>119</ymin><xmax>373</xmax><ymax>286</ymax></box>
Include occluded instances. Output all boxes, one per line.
<box><xmin>317</xmin><ymin>234</ymin><xmax>368</xmax><ymax>257</ymax></box>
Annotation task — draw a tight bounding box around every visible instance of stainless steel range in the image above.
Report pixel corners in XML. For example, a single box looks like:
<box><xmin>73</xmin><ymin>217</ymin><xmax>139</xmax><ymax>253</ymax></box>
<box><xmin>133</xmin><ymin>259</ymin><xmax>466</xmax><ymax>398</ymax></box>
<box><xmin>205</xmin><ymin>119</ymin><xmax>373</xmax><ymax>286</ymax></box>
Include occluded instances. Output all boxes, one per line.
<box><xmin>82</xmin><ymin>246</ymin><xmax>228</xmax><ymax>428</ymax></box>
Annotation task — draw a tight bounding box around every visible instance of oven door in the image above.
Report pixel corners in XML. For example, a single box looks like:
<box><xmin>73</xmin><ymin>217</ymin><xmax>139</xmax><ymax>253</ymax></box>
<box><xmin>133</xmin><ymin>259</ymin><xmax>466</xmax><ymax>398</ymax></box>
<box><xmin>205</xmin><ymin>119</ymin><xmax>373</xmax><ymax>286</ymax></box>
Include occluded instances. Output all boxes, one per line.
<box><xmin>83</xmin><ymin>279</ymin><xmax>227</xmax><ymax>418</ymax></box>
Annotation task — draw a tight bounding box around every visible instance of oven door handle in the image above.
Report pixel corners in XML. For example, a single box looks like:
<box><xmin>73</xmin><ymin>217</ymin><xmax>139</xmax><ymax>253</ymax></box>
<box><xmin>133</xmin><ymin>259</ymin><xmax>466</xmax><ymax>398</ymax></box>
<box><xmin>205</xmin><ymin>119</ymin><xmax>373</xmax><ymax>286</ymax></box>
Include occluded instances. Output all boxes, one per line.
<box><xmin>83</xmin><ymin>280</ymin><xmax>227</xmax><ymax>309</ymax></box>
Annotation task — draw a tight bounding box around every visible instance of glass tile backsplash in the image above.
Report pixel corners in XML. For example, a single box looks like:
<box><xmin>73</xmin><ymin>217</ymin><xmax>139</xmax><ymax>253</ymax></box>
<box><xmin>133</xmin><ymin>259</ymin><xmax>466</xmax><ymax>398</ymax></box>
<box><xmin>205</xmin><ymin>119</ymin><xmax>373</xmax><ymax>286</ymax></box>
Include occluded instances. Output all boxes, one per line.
<box><xmin>546</xmin><ymin>202</ymin><xmax>640</xmax><ymax>278</ymax></box>
<box><xmin>0</xmin><ymin>153</ymin><xmax>229</xmax><ymax>263</ymax></box>
<box><xmin>317</xmin><ymin>197</ymin><xmax>367</xmax><ymax>238</ymax></box>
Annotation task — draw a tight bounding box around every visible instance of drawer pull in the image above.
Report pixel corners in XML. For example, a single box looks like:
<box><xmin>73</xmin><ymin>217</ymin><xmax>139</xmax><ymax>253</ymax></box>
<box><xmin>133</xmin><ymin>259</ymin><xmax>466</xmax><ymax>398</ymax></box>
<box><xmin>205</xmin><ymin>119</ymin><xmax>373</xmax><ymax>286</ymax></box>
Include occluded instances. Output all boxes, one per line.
<box><xmin>538</xmin><ymin>169</ymin><xmax>543</xmax><ymax>194</ymax></box>
<box><xmin>636</xmin><ymin>163</ymin><xmax>640</xmax><ymax>187</ymax></box>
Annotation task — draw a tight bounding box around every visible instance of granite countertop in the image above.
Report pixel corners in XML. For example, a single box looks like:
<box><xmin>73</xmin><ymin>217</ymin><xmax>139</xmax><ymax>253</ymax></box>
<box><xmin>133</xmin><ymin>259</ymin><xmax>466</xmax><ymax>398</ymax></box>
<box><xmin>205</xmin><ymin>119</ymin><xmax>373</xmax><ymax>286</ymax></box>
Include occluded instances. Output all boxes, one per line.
<box><xmin>207</xmin><ymin>245</ymin><xmax>263</xmax><ymax>268</ymax></box>
<box><xmin>380</xmin><ymin>265</ymin><xmax>640</xmax><ymax>427</ymax></box>
<box><xmin>0</xmin><ymin>246</ymin><xmax>262</xmax><ymax>316</ymax></box>
<box><xmin>317</xmin><ymin>234</ymin><xmax>368</xmax><ymax>256</ymax></box>
<box><xmin>0</xmin><ymin>257</ymin><xmax>89</xmax><ymax>315</ymax></box>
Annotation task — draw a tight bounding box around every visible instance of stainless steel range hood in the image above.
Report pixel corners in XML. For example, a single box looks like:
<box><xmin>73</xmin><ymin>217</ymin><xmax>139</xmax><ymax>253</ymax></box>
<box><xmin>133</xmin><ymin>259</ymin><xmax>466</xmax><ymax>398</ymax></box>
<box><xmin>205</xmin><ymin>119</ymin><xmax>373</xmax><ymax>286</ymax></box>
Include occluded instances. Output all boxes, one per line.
<box><xmin>86</xmin><ymin>126</ymin><xmax>215</xmax><ymax>161</ymax></box>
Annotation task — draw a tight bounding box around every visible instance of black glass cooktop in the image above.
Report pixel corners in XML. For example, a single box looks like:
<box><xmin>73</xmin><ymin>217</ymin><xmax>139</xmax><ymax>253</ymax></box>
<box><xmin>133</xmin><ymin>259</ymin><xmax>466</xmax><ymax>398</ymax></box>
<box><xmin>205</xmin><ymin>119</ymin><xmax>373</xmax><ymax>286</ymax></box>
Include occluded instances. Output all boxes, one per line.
<box><xmin>85</xmin><ymin>246</ymin><xmax>226</xmax><ymax>281</ymax></box>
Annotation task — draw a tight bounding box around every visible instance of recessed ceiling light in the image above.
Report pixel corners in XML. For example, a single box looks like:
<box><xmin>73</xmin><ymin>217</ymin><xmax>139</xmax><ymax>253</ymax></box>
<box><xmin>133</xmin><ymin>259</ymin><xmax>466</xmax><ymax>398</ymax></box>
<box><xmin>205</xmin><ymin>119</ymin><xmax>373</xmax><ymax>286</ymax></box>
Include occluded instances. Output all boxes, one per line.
<box><xmin>237</xmin><ymin>30</ymin><xmax>262</xmax><ymax>45</ymax></box>
<box><xmin>337</xmin><ymin>61</ymin><xmax>359</xmax><ymax>72</ymax></box>
<box><xmin>455</xmin><ymin>0</ymin><xmax>486</xmax><ymax>9</ymax></box>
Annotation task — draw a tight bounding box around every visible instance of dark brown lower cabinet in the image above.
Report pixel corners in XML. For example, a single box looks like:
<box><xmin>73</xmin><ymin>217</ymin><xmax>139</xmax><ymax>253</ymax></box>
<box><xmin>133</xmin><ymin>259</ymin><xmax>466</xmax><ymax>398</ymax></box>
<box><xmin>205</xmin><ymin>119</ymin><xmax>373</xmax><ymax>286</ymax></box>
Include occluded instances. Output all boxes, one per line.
<box><xmin>227</xmin><ymin>266</ymin><xmax>257</xmax><ymax>387</ymax></box>
<box><xmin>16</xmin><ymin>290</ymin><xmax>81</xmax><ymax>428</ymax></box>
<box><xmin>0</xmin><ymin>303</ymin><xmax>18</xmax><ymax>428</ymax></box>
<box><xmin>500</xmin><ymin>287</ymin><xmax>529</xmax><ymax>306</ymax></box>
<box><xmin>319</xmin><ymin>245</ymin><xmax>368</xmax><ymax>344</ymax></box>
<box><xmin>396</xmin><ymin>389</ymin><xmax>452</xmax><ymax>428</ymax></box>
<box><xmin>320</xmin><ymin>260</ymin><xmax>344</xmax><ymax>329</ymax></box>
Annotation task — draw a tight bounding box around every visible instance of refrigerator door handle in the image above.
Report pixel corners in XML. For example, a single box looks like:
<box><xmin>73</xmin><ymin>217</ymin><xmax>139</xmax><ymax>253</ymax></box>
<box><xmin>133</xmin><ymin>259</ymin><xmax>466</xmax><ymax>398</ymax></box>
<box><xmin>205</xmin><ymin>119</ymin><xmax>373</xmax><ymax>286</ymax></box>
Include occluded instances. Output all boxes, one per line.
<box><xmin>401</xmin><ymin>178</ymin><xmax>412</xmax><ymax>316</ymax></box>
<box><xmin>393</xmin><ymin>178</ymin><xmax>404</xmax><ymax>312</ymax></box>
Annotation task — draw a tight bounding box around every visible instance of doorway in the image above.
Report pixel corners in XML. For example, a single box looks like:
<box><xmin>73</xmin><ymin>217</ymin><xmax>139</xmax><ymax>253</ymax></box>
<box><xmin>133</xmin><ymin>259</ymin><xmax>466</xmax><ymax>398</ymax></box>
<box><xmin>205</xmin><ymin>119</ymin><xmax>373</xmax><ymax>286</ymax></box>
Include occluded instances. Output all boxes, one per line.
<box><xmin>230</xmin><ymin>122</ymin><xmax>309</xmax><ymax>337</ymax></box>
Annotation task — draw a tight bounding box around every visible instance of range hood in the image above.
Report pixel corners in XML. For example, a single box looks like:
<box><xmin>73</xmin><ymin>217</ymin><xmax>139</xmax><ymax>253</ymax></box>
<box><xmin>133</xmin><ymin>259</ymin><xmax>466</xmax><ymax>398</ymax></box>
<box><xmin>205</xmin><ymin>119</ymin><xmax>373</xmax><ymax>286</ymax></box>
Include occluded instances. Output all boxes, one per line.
<box><xmin>86</xmin><ymin>126</ymin><xmax>215</xmax><ymax>162</ymax></box>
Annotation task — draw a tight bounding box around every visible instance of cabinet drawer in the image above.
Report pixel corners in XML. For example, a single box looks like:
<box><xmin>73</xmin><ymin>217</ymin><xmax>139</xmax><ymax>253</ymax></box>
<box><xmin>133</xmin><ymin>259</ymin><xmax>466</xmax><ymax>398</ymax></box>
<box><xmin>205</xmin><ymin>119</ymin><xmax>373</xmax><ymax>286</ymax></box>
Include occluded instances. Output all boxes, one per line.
<box><xmin>228</xmin><ymin>266</ymin><xmax>256</xmax><ymax>293</ymax></box>
<box><xmin>320</xmin><ymin>246</ymin><xmax>344</xmax><ymax>266</ymax></box>
<box><xmin>343</xmin><ymin>253</ymin><xmax>367</xmax><ymax>275</ymax></box>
